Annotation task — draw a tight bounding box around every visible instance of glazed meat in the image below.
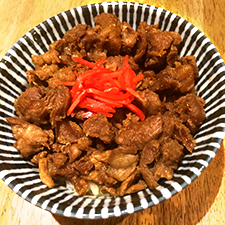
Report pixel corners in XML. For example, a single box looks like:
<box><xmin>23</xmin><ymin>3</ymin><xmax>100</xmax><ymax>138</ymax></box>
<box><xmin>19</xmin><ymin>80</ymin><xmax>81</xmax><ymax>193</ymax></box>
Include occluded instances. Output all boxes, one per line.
<box><xmin>6</xmin><ymin>117</ymin><xmax>53</xmax><ymax>157</ymax></box>
<box><xmin>6</xmin><ymin>13</ymin><xmax>206</xmax><ymax>196</ymax></box>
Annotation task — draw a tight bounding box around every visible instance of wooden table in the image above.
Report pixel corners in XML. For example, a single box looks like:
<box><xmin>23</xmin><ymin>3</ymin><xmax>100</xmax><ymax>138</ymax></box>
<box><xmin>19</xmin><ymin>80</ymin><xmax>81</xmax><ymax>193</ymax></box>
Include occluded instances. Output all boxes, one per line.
<box><xmin>0</xmin><ymin>0</ymin><xmax>224</xmax><ymax>224</ymax></box>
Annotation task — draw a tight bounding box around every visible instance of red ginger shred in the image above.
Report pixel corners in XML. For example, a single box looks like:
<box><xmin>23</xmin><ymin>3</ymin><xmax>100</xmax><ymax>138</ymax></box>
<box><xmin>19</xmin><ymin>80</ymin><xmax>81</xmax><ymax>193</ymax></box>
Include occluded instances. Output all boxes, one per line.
<box><xmin>57</xmin><ymin>56</ymin><xmax>145</xmax><ymax>120</ymax></box>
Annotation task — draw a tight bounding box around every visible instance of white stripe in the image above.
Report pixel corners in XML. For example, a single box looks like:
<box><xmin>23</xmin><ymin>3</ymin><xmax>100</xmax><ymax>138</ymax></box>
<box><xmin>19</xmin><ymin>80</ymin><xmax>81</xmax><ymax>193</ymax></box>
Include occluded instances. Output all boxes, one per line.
<box><xmin>164</xmin><ymin>180</ymin><xmax>183</xmax><ymax>192</ymax></box>
<box><xmin>113</xmin><ymin>197</ymin><xmax>121</xmax><ymax>217</ymax></box>
<box><xmin>55</xmin><ymin>15</ymin><xmax>67</xmax><ymax>34</ymax></box>
<box><xmin>22</xmin><ymin>184</ymin><xmax>46</xmax><ymax>200</ymax></box>
<box><xmin>46</xmin><ymin>19</ymin><xmax>61</xmax><ymax>41</ymax></box>
<box><xmin>39</xmin><ymin>22</ymin><xmax>55</xmax><ymax>44</ymax></box>
<box><xmin>156</xmin><ymin>186</ymin><xmax>172</xmax><ymax>199</ymax></box>
<box><xmin>137</xmin><ymin>191</ymin><xmax>148</xmax><ymax>209</ymax></box>
<box><xmin>63</xmin><ymin>197</ymin><xmax>84</xmax><ymax>217</ymax></box>
<box><xmin>101</xmin><ymin>197</ymin><xmax>112</xmax><ymax>218</ymax></box>
<box><xmin>88</xmin><ymin>198</ymin><xmax>102</xmax><ymax>219</ymax></box>
<box><xmin>146</xmin><ymin>188</ymin><xmax>159</xmax><ymax>204</ymax></box>
<box><xmin>25</xmin><ymin>32</ymin><xmax>45</xmax><ymax>54</ymax></box>
<box><xmin>76</xmin><ymin>6</ymin><xmax>86</xmax><ymax>24</ymax></box>
<box><xmin>0</xmin><ymin>168</ymin><xmax>39</xmax><ymax>179</ymax></box>
<box><xmin>177</xmin><ymin>166</ymin><xmax>201</xmax><ymax>176</ymax></box>
<box><xmin>75</xmin><ymin>198</ymin><xmax>93</xmax><ymax>218</ymax></box>
<box><xmin>87</xmin><ymin>4</ymin><xmax>95</xmax><ymax>28</ymax></box>
<box><xmin>5</xmin><ymin>173</ymin><xmax>38</xmax><ymax>185</ymax></box>
<box><xmin>173</xmin><ymin>174</ymin><xmax>192</xmax><ymax>184</ymax></box>
<box><xmin>13</xmin><ymin>178</ymin><xmax>42</xmax><ymax>193</ymax></box>
<box><xmin>124</xmin><ymin>195</ymin><xmax>134</xmax><ymax>214</ymax></box>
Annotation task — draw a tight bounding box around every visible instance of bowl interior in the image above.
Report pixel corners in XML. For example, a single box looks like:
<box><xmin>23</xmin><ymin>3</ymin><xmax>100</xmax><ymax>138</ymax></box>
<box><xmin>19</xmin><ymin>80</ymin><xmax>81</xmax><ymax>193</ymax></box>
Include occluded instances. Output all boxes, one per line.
<box><xmin>0</xmin><ymin>1</ymin><xmax>225</xmax><ymax>219</ymax></box>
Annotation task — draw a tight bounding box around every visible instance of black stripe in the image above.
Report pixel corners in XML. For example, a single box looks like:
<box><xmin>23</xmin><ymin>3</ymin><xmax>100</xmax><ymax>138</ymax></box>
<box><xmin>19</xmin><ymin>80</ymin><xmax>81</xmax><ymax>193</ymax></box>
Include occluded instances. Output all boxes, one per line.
<box><xmin>57</xmin><ymin>14</ymin><xmax>70</xmax><ymax>32</ymax></box>
<box><xmin>204</xmin><ymin>90</ymin><xmax>225</xmax><ymax>110</ymax></box>
<box><xmin>0</xmin><ymin>111</ymin><xmax>16</xmax><ymax>120</ymax></box>
<box><xmin>195</xmin><ymin>137</ymin><xmax>223</xmax><ymax>150</ymax></box>
<box><xmin>65</xmin><ymin>10</ymin><xmax>76</xmax><ymax>28</ymax></box>
<box><xmin>183</xmin><ymin>153</ymin><xmax>212</xmax><ymax>161</ymax></box>
<box><xmin>90</xmin><ymin>4</ymin><xmax>98</xmax><ymax>19</ymax></box>
<box><xmin>171</xmin><ymin>177</ymin><xmax>188</xmax><ymax>188</ymax></box>
<box><xmin>0</xmin><ymin>162</ymin><xmax>33</xmax><ymax>170</ymax></box>
<box><xmin>0</xmin><ymin>85</ymin><xmax>18</xmax><ymax>103</ymax></box>
<box><xmin>158</xmin><ymin>10</ymin><xmax>166</xmax><ymax>29</ymax></box>
<box><xmin>205</xmin><ymin>96</ymin><xmax>225</xmax><ymax>114</ymax></box>
<box><xmin>3</xmin><ymin>54</ymin><xmax>28</xmax><ymax>75</ymax></box>
<box><xmin>194</xmin><ymin>125</ymin><xmax>225</xmax><ymax>140</ymax></box>
<box><xmin>128</xmin><ymin>4</ymin><xmax>135</xmax><ymax>27</ymax></box>
<box><xmin>162</xmin><ymin>11</ymin><xmax>172</xmax><ymax>31</ymax></box>
<box><xmin>150</xmin><ymin>7</ymin><xmax>157</xmax><ymax>25</ymax></box>
<box><xmin>23</xmin><ymin>34</ymin><xmax>42</xmax><ymax>55</ymax></box>
<box><xmin>107</xmin><ymin>4</ymin><xmax>113</xmax><ymax>14</ymax></box>
<box><xmin>169</xmin><ymin>15</ymin><xmax>180</xmax><ymax>31</ymax></box>
<box><xmin>12</xmin><ymin>43</ymin><xmax>35</xmax><ymax>69</ymax></box>
<box><xmin>0</xmin><ymin>95</ymin><xmax>14</xmax><ymax>106</ymax></box>
<box><xmin>0</xmin><ymin>68</ymin><xmax>26</xmax><ymax>95</ymax></box>
<box><xmin>0</xmin><ymin>150</ymin><xmax>19</xmax><ymax>156</ymax></box>
<box><xmin>122</xmin><ymin>4</ymin><xmax>127</xmax><ymax>22</ymax></box>
<box><xmin>182</xmin><ymin>29</ymin><xmax>201</xmax><ymax>57</ymax></box>
<box><xmin>0</xmin><ymin>118</ymin><xmax>11</xmax><ymax>126</ymax></box>
<box><xmin>0</xmin><ymin>104</ymin><xmax>14</xmax><ymax>114</ymax></box>
<box><xmin>135</xmin><ymin>5</ymin><xmax>143</xmax><ymax>29</ymax></box>
<box><xmin>1</xmin><ymin>59</ymin><xmax>27</xmax><ymax>82</ymax></box>
<box><xmin>196</xmin><ymin>118</ymin><xmax>225</xmax><ymax>135</ymax></box>
<box><xmin>42</xmin><ymin>20</ymin><xmax>58</xmax><ymax>41</ymax></box>
<box><xmin>30</xmin><ymin>30</ymin><xmax>48</xmax><ymax>53</ymax></box>
<box><xmin>143</xmin><ymin>5</ymin><xmax>150</xmax><ymax>23</ymax></box>
<box><xmin>50</xmin><ymin>17</ymin><xmax>64</xmax><ymax>38</ymax></box>
<box><xmin>82</xmin><ymin>6</ymin><xmax>92</xmax><ymax>26</ymax></box>
<box><xmin>114</xmin><ymin>2</ymin><xmax>119</xmax><ymax>18</ymax></box>
<box><xmin>2</xmin><ymin>171</ymin><xmax>39</xmax><ymax>180</ymax></box>
<box><xmin>98</xmin><ymin>3</ymin><xmax>104</xmax><ymax>14</ymax></box>
<box><xmin>36</xmin><ymin>24</ymin><xmax>52</xmax><ymax>46</ymax></box>
<box><xmin>74</xmin><ymin>8</ymin><xmax>81</xmax><ymax>24</ymax></box>
<box><xmin>197</xmin><ymin>64</ymin><xmax>224</xmax><ymax>93</ymax></box>
<box><xmin>0</xmin><ymin>124</ymin><xmax>12</xmax><ymax>133</ymax></box>
<box><xmin>15</xmin><ymin>181</ymin><xmax>44</xmax><ymax>196</ymax></box>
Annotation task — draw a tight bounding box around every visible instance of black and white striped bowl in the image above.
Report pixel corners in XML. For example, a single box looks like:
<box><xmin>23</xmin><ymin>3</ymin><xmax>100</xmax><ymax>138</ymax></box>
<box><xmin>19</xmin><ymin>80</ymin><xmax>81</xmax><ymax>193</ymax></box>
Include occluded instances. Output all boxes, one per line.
<box><xmin>0</xmin><ymin>1</ymin><xmax>225</xmax><ymax>219</ymax></box>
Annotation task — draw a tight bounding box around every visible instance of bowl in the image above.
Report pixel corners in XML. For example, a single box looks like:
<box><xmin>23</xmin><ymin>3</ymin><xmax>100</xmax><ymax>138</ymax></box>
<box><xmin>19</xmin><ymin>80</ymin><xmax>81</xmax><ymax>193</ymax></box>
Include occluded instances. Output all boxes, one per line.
<box><xmin>0</xmin><ymin>1</ymin><xmax>225</xmax><ymax>219</ymax></box>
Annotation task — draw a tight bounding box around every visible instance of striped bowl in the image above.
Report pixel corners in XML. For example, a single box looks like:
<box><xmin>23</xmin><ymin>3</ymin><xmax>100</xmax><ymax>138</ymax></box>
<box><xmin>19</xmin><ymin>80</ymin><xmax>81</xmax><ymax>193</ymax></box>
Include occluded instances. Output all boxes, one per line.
<box><xmin>0</xmin><ymin>1</ymin><xmax>225</xmax><ymax>219</ymax></box>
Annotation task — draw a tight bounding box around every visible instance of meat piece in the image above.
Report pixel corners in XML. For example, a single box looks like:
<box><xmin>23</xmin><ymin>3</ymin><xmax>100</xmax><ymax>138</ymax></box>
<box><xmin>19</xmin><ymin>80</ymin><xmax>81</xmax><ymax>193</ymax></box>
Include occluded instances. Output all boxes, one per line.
<box><xmin>108</xmin><ymin>150</ymin><xmax>139</xmax><ymax>169</ymax></box>
<box><xmin>31</xmin><ymin>151</ymin><xmax>48</xmax><ymax>164</ymax></box>
<box><xmin>94</xmin><ymin>13</ymin><xmax>122</xmax><ymax>55</ymax></box>
<box><xmin>56</xmin><ymin>119</ymin><xmax>83</xmax><ymax>144</ymax></box>
<box><xmin>83</xmin><ymin>113</ymin><xmax>115</xmax><ymax>143</ymax></box>
<box><xmin>160</xmin><ymin>137</ymin><xmax>184</xmax><ymax>166</ymax></box>
<box><xmin>89</xmin><ymin>150</ymin><xmax>111</xmax><ymax>164</ymax></box>
<box><xmin>121</xmin><ymin>21</ymin><xmax>138</xmax><ymax>53</ymax></box>
<box><xmin>104</xmin><ymin>55</ymin><xmax>123</xmax><ymax>72</ymax></box>
<box><xmin>68</xmin><ymin>175</ymin><xmax>88</xmax><ymax>195</ymax></box>
<box><xmin>73</xmin><ymin>156</ymin><xmax>93</xmax><ymax>175</ymax></box>
<box><xmin>85</xmin><ymin>170</ymin><xmax>115</xmax><ymax>185</ymax></box>
<box><xmin>174</xmin><ymin>93</ymin><xmax>206</xmax><ymax>131</ymax></box>
<box><xmin>51</xmin><ymin>153</ymin><xmax>68</xmax><ymax>169</ymax></box>
<box><xmin>140</xmin><ymin>140</ymin><xmax>160</xmax><ymax>167</ymax></box>
<box><xmin>144</xmin><ymin>25</ymin><xmax>181</xmax><ymax>71</ymax></box>
<box><xmin>48</xmin><ymin>66</ymin><xmax>76</xmax><ymax>88</ymax></box>
<box><xmin>173</xmin><ymin>121</ymin><xmax>196</xmax><ymax>153</ymax></box>
<box><xmin>46</xmin><ymin>85</ymin><xmax>71</xmax><ymax>128</ymax></box>
<box><xmin>14</xmin><ymin>86</ymin><xmax>49</xmax><ymax>126</ymax></box>
<box><xmin>138</xmin><ymin>89</ymin><xmax>165</xmax><ymax>116</ymax></box>
<box><xmin>31</xmin><ymin>49</ymin><xmax>60</xmax><ymax>66</ymax></box>
<box><xmin>14</xmin><ymin>85</ymin><xmax>71</xmax><ymax>128</ymax></box>
<box><xmin>140</xmin><ymin>165</ymin><xmax>158</xmax><ymax>189</ymax></box>
<box><xmin>38</xmin><ymin>158</ymin><xmax>55</xmax><ymax>188</ymax></box>
<box><xmin>6</xmin><ymin>117</ymin><xmax>53</xmax><ymax>157</ymax></box>
<box><xmin>106</xmin><ymin>163</ymin><xmax>137</xmax><ymax>182</ymax></box>
<box><xmin>26</xmin><ymin>64</ymin><xmax>59</xmax><ymax>86</ymax></box>
<box><xmin>76</xmin><ymin>136</ymin><xmax>92</xmax><ymax>150</ymax></box>
<box><xmin>119</xmin><ymin>169</ymin><xmax>141</xmax><ymax>196</ymax></box>
<box><xmin>154</xmin><ymin>161</ymin><xmax>174</xmax><ymax>180</ymax></box>
<box><xmin>134</xmin><ymin>22</ymin><xmax>147</xmax><ymax>62</ymax></box>
<box><xmin>116</xmin><ymin>113</ymin><xmax>163</xmax><ymax>150</ymax></box>
<box><xmin>101</xmin><ymin>185</ymin><xmax>117</xmax><ymax>196</ymax></box>
<box><xmin>125</xmin><ymin>180</ymin><xmax>147</xmax><ymax>194</ymax></box>
<box><xmin>161</xmin><ymin>112</ymin><xmax>175</xmax><ymax>138</ymax></box>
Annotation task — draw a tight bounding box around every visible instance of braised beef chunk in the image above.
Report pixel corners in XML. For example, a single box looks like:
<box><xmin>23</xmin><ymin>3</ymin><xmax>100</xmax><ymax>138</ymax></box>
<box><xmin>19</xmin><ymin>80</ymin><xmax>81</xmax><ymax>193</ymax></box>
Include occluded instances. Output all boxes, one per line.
<box><xmin>6</xmin><ymin>117</ymin><xmax>53</xmax><ymax>157</ymax></box>
<box><xmin>83</xmin><ymin>113</ymin><xmax>115</xmax><ymax>143</ymax></box>
<box><xmin>116</xmin><ymin>113</ymin><xmax>163</xmax><ymax>150</ymax></box>
<box><xmin>7</xmin><ymin>13</ymin><xmax>206</xmax><ymax>196</ymax></box>
<box><xmin>14</xmin><ymin>85</ymin><xmax>71</xmax><ymax>128</ymax></box>
<box><xmin>56</xmin><ymin>119</ymin><xmax>83</xmax><ymax>144</ymax></box>
<box><xmin>174</xmin><ymin>93</ymin><xmax>205</xmax><ymax>131</ymax></box>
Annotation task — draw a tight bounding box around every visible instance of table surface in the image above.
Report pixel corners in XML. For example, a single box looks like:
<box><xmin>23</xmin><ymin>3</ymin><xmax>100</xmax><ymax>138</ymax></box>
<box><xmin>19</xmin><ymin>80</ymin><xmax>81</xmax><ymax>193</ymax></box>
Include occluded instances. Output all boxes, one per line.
<box><xmin>0</xmin><ymin>0</ymin><xmax>225</xmax><ymax>224</ymax></box>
